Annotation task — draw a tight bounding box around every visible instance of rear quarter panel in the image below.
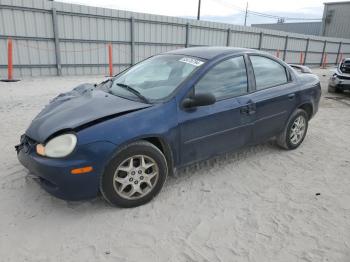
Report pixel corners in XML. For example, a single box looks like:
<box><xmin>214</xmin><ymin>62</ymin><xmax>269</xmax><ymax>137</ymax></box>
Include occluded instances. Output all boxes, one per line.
<box><xmin>294</xmin><ymin>72</ymin><xmax>321</xmax><ymax>119</ymax></box>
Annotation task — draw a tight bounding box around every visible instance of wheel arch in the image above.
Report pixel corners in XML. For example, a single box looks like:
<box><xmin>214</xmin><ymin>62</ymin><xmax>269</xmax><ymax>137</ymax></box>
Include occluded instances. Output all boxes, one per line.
<box><xmin>105</xmin><ymin>135</ymin><xmax>175</xmax><ymax>176</ymax></box>
<box><xmin>281</xmin><ymin>102</ymin><xmax>313</xmax><ymax>133</ymax></box>
<box><xmin>142</xmin><ymin>136</ymin><xmax>175</xmax><ymax>175</ymax></box>
<box><xmin>297</xmin><ymin>102</ymin><xmax>313</xmax><ymax>120</ymax></box>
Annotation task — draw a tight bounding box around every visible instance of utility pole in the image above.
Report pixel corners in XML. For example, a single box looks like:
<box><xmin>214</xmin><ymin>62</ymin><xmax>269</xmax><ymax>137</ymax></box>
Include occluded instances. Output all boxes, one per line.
<box><xmin>197</xmin><ymin>0</ymin><xmax>201</xmax><ymax>20</ymax></box>
<box><xmin>244</xmin><ymin>2</ymin><xmax>248</xmax><ymax>26</ymax></box>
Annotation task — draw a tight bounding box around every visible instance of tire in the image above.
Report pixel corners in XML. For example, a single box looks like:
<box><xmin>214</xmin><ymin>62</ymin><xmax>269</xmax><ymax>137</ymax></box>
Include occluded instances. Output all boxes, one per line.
<box><xmin>328</xmin><ymin>84</ymin><xmax>336</xmax><ymax>93</ymax></box>
<box><xmin>100</xmin><ymin>140</ymin><xmax>168</xmax><ymax>208</ymax></box>
<box><xmin>335</xmin><ymin>87</ymin><xmax>344</xmax><ymax>93</ymax></box>
<box><xmin>276</xmin><ymin>109</ymin><xmax>309</xmax><ymax>150</ymax></box>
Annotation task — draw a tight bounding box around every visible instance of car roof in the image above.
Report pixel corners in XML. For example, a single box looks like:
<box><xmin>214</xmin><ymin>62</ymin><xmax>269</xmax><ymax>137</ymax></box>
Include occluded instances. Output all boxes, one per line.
<box><xmin>165</xmin><ymin>46</ymin><xmax>259</xmax><ymax>60</ymax></box>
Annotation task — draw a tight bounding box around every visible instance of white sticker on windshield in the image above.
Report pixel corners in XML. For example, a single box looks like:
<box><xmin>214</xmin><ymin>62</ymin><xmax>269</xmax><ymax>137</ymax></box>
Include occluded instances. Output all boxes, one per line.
<box><xmin>179</xmin><ymin>57</ymin><xmax>204</xmax><ymax>67</ymax></box>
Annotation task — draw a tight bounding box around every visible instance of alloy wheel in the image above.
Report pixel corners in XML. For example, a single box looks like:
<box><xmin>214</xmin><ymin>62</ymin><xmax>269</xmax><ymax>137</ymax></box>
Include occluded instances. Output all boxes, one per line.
<box><xmin>113</xmin><ymin>155</ymin><xmax>159</xmax><ymax>200</ymax></box>
<box><xmin>290</xmin><ymin>115</ymin><xmax>306</xmax><ymax>145</ymax></box>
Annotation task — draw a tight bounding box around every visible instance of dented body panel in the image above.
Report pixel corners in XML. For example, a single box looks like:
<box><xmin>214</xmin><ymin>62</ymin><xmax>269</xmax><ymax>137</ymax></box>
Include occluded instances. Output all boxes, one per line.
<box><xmin>26</xmin><ymin>84</ymin><xmax>151</xmax><ymax>143</ymax></box>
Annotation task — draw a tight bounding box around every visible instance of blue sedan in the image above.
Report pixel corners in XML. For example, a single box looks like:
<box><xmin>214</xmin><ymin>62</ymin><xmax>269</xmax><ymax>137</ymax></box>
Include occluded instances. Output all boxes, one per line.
<box><xmin>16</xmin><ymin>47</ymin><xmax>321</xmax><ymax>207</ymax></box>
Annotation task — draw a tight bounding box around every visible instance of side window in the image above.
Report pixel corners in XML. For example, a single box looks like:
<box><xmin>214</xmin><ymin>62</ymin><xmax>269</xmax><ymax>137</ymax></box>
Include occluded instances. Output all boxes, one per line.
<box><xmin>195</xmin><ymin>56</ymin><xmax>248</xmax><ymax>100</ymax></box>
<box><xmin>250</xmin><ymin>56</ymin><xmax>288</xmax><ymax>90</ymax></box>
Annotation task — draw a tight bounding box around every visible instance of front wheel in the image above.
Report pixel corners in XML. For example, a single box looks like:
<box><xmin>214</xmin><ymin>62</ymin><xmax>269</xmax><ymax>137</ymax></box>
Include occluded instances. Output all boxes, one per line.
<box><xmin>276</xmin><ymin>109</ymin><xmax>309</xmax><ymax>150</ymax></box>
<box><xmin>100</xmin><ymin>141</ymin><xmax>168</xmax><ymax>208</ymax></box>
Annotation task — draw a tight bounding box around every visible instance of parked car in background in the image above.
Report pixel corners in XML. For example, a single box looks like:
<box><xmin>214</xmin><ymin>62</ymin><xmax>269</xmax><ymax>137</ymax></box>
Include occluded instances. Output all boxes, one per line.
<box><xmin>16</xmin><ymin>47</ymin><xmax>321</xmax><ymax>208</ymax></box>
<box><xmin>328</xmin><ymin>58</ymin><xmax>350</xmax><ymax>93</ymax></box>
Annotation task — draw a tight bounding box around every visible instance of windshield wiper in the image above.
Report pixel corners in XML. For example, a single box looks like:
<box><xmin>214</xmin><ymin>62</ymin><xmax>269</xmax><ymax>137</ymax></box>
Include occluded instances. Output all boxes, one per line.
<box><xmin>116</xmin><ymin>83</ymin><xmax>149</xmax><ymax>104</ymax></box>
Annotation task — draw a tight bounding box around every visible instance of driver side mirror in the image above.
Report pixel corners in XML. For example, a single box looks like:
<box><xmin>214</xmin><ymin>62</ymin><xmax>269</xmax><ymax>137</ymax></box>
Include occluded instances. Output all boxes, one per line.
<box><xmin>182</xmin><ymin>93</ymin><xmax>216</xmax><ymax>108</ymax></box>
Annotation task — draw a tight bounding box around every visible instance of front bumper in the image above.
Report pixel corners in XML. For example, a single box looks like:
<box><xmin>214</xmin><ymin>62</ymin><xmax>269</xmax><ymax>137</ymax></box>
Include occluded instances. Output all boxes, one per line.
<box><xmin>329</xmin><ymin>76</ymin><xmax>350</xmax><ymax>90</ymax></box>
<box><xmin>17</xmin><ymin>138</ymin><xmax>116</xmax><ymax>200</ymax></box>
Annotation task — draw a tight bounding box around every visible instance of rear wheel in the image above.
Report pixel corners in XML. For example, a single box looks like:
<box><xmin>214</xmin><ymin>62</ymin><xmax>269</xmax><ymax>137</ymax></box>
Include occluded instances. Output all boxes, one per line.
<box><xmin>276</xmin><ymin>109</ymin><xmax>308</xmax><ymax>150</ymax></box>
<box><xmin>100</xmin><ymin>141</ymin><xmax>168</xmax><ymax>208</ymax></box>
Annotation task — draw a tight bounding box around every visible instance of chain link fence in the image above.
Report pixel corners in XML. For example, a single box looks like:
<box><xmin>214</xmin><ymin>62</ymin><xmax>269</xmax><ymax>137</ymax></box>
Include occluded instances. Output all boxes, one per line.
<box><xmin>0</xmin><ymin>0</ymin><xmax>350</xmax><ymax>78</ymax></box>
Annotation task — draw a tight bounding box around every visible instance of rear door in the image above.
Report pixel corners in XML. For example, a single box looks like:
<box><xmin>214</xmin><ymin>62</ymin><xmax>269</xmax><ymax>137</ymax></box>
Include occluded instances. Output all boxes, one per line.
<box><xmin>247</xmin><ymin>55</ymin><xmax>299</xmax><ymax>143</ymax></box>
<box><xmin>178</xmin><ymin>55</ymin><xmax>255</xmax><ymax>165</ymax></box>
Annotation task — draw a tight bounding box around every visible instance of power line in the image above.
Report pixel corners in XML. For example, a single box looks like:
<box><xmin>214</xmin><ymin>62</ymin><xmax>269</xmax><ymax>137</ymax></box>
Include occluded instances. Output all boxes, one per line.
<box><xmin>210</xmin><ymin>0</ymin><xmax>322</xmax><ymax>21</ymax></box>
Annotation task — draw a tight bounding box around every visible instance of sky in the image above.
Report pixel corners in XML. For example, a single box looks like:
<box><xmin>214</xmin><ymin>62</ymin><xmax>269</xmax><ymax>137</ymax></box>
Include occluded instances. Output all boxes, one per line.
<box><xmin>56</xmin><ymin>0</ymin><xmax>346</xmax><ymax>25</ymax></box>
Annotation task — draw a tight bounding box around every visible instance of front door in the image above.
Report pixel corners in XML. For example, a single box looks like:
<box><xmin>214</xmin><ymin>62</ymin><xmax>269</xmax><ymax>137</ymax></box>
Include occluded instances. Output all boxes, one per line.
<box><xmin>178</xmin><ymin>56</ymin><xmax>255</xmax><ymax>166</ymax></box>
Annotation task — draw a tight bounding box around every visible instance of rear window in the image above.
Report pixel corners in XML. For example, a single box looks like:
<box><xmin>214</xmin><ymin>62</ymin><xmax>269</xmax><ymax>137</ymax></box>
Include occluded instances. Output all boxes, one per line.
<box><xmin>250</xmin><ymin>56</ymin><xmax>288</xmax><ymax>90</ymax></box>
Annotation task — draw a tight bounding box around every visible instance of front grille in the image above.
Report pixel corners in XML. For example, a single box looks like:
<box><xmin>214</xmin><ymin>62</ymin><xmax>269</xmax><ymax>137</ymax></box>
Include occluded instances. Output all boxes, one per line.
<box><xmin>16</xmin><ymin>135</ymin><xmax>38</xmax><ymax>153</ymax></box>
<box><xmin>38</xmin><ymin>177</ymin><xmax>58</xmax><ymax>190</ymax></box>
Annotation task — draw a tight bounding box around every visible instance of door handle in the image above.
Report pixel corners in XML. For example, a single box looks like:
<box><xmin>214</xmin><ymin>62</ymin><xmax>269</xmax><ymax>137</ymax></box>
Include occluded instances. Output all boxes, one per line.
<box><xmin>248</xmin><ymin>104</ymin><xmax>256</xmax><ymax>115</ymax></box>
<box><xmin>240</xmin><ymin>106</ymin><xmax>249</xmax><ymax>114</ymax></box>
<box><xmin>240</xmin><ymin>103</ymin><xmax>256</xmax><ymax>115</ymax></box>
<box><xmin>288</xmin><ymin>93</ymin><xmax>295</xmax><ymax>100</ymax></box>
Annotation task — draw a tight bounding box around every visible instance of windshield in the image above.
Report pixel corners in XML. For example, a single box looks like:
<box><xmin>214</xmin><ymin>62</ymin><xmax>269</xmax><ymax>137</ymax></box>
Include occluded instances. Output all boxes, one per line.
<box><xmin>109</xmin><ymin>55</ymin><xmax>205</xmax><ymax>102</ymax></box>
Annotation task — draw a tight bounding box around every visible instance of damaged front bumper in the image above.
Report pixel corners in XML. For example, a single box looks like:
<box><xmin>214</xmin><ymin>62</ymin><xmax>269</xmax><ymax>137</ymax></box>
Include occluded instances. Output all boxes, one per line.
<box><xmin>16</xmin><ymin>135</ymin><xmax>116</xmax><ymax>200</ymax></box>
<box><xmin>329</xmin><ymin>74</ymin><xmax>350</xmax><ymax>90</ymax></box>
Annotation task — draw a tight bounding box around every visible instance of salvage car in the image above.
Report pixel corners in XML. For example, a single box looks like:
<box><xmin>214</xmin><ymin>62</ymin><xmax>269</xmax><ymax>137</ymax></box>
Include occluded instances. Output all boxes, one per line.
<box><xmin>16</xmin><ymin>47</ymin><xmax>321</xmax><ymax>208</ymax></box>
<box><xmin>328</xmin><ymin>58</ymin><xmax>350</xmax><ymax>93</ymax></box>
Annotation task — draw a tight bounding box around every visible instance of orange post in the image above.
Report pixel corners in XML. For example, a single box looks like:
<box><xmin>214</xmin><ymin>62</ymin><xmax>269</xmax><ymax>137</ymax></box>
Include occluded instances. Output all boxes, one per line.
<box><xmin>1</xmin><ymin>37</ymin><xmax>19</xmax><ymax>82</ymax></box>
<box><xmin>8</xmin><ymin>38</ymin><xmax>13</xmax><ymax>81</ymax></box>
<box><xmin>299</xmin><ymin>51</ymin><xmax>304</xmax><ymax>65</ymax></box>
<box><xmin>108</xmin><ymin>43</ymin><xmax>113</xmax><ymax>77</ymax></box>
<box><xmin>276</xmin><ymin>49</ymin><xmax>280</xmax><ymax>58</ymax></box>
<box><xmin>322</xmin><ymin>53</ymin><xmax>328</xmax><ymax>69</ymax></box>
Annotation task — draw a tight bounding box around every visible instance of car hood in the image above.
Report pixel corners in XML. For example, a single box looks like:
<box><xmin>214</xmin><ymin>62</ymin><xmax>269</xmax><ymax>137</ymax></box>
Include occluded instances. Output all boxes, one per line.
<box><xmin>26</xmin><ymin>83</ymin><xmax>151</xmax><ymax>142</ymax></box>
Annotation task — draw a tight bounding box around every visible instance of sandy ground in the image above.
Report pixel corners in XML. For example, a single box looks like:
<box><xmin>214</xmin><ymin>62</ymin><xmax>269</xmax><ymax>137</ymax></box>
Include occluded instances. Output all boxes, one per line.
<box><xmin>0</xmin><ymin>68</ymin><xmax>349</xmax><ymax>262</ymax></box>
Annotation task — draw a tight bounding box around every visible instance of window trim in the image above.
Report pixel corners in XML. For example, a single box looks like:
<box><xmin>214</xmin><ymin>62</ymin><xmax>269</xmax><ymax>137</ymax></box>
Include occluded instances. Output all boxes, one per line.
<box><xmin>248</xmin><ymin>54</ymin><xmax>291</xmax><ymax>92</ymax></box>
<box><xmin>192</xmin><ymin>55</ymin><xmax>249</xmax><ymax>102</ymax></box>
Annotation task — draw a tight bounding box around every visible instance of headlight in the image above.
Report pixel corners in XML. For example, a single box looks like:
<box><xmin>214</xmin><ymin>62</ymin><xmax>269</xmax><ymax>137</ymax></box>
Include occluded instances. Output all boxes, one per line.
<box><xmin>36</xmin><ymin>134</ymin><xmax>77</xmax><ymax>158</ymax></box>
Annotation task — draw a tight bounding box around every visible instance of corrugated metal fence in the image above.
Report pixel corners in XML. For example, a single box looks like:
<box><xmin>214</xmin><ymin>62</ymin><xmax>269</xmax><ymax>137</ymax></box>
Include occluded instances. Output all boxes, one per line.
<box><xmin>1</xmin><ymin>0</ymin><xmax>350</xmax><ymax>77</ymax></box>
